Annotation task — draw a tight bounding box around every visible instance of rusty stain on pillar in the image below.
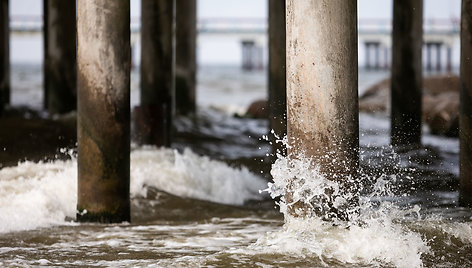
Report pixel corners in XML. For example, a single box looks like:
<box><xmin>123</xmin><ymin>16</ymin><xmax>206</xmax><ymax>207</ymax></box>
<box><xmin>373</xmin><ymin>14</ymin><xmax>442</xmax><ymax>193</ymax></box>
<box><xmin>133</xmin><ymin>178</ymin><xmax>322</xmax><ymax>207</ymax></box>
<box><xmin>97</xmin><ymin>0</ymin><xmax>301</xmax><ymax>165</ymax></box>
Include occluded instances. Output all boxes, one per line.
<box><xmin>136</xmin><ymin>0</ymin><xmax>175</xmax><ymax>146</ymax></box>
<box><xmin>286</xmin><ymin>0</ymin><xmax>359</xmax><ymax>218</ymax></box>
<box><xmin>268</xmin><ymin>0</ymin><xmax>286</xmax><ymax>156</ymax></box>
<box><xmin>77</xmin><ymin>1</ymin><xmax>131</xmax><ymax>223</ymax></box>
<box><xmin>175</xmin><ymin>0</ymin><xmax>196</xmax><ymax>116</ymax></box>
<box><xmin>44</xmin><ymin>0</ymin><xmax>77</xmax><ymax>114</ymax></box>
<box><xmin>0</xmin><ymin>0</ymin><xmax>9</xmax><ymax>116</ymax></box>
<box><xmin>391</xmin><ymin>0</ymin><xmax>423</xmax><ymax>147</ymax></box>
<box><xmin>460</xmin><ymin>0</ymin><xmax>472</xmax><ymax>207</ymax></box>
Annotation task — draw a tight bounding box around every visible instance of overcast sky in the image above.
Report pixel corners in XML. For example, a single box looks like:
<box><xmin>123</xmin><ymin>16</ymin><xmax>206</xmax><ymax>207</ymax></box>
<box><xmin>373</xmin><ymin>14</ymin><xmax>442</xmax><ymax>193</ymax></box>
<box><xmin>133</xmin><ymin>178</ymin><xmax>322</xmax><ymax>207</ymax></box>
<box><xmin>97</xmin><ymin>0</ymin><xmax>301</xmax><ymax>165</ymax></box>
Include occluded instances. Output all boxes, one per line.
<box><xmin>9</xmin><ymin>0</ymin><xmax>461</xmax><ymax>19</ymax></box>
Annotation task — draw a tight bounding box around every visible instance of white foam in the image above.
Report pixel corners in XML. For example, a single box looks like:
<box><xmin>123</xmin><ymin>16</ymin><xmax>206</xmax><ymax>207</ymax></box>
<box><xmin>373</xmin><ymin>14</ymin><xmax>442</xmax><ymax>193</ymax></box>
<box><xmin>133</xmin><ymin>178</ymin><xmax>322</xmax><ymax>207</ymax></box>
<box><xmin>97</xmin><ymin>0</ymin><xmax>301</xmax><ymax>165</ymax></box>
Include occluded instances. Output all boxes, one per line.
<box><xmin>0</xmin><ymin>160</ymin><xmax>77</xmax><ymax>233</ymax></box>
<box><xmin>0</xmin><ymin>147</ymin><xmax>266</xmax><ymax>233</ymax></box>
<box><xmin>255</xmin><ymin>153</ymin><xmax>431</xmax><ymax>268</ymax></box>
<box><xmin>130</xmin><ymin>147</ymin><xmax>266</xmax><ymax>205</ymax></box>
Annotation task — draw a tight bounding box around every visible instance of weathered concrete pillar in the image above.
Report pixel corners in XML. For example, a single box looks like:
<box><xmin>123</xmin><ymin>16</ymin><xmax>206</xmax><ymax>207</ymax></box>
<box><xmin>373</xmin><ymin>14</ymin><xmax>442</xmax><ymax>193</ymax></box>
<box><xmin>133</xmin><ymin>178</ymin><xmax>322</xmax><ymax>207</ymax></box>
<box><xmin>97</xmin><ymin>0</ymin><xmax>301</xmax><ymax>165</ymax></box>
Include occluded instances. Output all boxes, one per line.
<box><xmin>44</xmin><ymin>0</ymin><xmax>76</xmax><ymax>114</ymax></box>
<box><xmin>255</xmin><ymin>46</ymin><xmax>264</xmax><ymax>70</ymax></box>
<box><xmin>391</xmin><ymin>0</ymin><xmax>423</xmax><ymax>146</ymax></box>
<box><xmin>268</xmin><ymin>0</ymin><xmax>286</xmax><ymax>156</ymax></box>
<box><xmin>460</xmin><ymin>0</ymin><xmax>472</xmax><ymax>206</ymax></box>
<box><xmin>384</xmin><ymin>46</ymin><xmax>390</xmax><ymax>69</ymax></box>
<box><xmin>446</xmin><ymin>45</ymin><xmax>452</xmax><ymax>72</ymax></box>
<box><xmin>135</xmin><ymin>0</ymin><xmax>175</xmax><ymax>146</ymax></box>
<box><xmin>77</xmin><ymin>1</ymin><xmax>131</xmax><ymax>222</ymax></box>
<box><xmin>175</xmin><ymin>0</ymin><xmax>196</xmax><ymax>116</ymax></box>
<box><xmin>365</xmin><ymin>43</ymin><xmax>371</xmax><ymax>69</ymax></box>
<box><xmin>286</xmin><ymin>0</ymin><xmax>359</xmax><ymax>219</ymax></box>
<box><xmin>0</xmin><ymin>0</ymin><xmax>9</xmax><ymax>116</ymax></box>
<box><xmin>242</xmin><ymin>40</ymin><xmax>255</xmax><ymax>71</ymax></box>
<box><xmin>436</xmin><ymin>43</ymin><xmax>442</xmax><ymax>71</ymax></box>
<box><xmin>43</xmin><ymin>0</ymin><xmax>48</xmax><ymax>109</ymax></box>
<box><xmin>374</xmin><ymin>43</ymin><xmax>380</xmax><ymax>70</ymax></box>
<box><xmin>426</xmin><ymin>43</ymin><xmax>432</xmax><ymax>71</ymax></box>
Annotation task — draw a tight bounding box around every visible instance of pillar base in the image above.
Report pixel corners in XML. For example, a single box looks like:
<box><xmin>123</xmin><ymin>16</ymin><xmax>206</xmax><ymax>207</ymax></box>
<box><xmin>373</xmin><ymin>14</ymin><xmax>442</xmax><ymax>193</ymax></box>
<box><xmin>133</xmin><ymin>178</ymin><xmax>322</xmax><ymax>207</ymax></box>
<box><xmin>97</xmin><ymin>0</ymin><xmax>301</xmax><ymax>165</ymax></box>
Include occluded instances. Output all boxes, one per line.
<box><xmin>77</xmin><ymin>208</ymin><xmax>130</xmax><ymax>223</ymax></box>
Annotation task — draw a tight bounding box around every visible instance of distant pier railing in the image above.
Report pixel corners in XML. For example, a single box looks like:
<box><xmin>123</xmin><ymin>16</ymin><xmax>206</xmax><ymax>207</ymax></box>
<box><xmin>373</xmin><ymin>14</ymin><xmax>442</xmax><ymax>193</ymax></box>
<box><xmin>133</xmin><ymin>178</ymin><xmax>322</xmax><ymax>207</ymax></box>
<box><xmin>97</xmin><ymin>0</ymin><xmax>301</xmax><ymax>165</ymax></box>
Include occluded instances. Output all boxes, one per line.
<box><xmin>9</xmin><ymin>16</ymin><xmax>461</xmax><ymax>35</ymax></box>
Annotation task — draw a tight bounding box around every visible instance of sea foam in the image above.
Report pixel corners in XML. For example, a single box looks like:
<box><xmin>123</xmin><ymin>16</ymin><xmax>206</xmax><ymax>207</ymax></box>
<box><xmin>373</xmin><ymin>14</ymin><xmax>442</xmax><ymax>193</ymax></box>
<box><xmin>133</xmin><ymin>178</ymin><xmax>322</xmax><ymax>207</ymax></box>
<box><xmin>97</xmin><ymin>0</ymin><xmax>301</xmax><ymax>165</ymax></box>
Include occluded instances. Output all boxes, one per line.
<box><xmin>251</xmin><ymin>152</ymin><xmax>431</xmax><ymax>268</ymax></box>
<box><xmin>0</xmin><ymin>147</ymin><xmax>266</xmax><ymax>233</ymax></box>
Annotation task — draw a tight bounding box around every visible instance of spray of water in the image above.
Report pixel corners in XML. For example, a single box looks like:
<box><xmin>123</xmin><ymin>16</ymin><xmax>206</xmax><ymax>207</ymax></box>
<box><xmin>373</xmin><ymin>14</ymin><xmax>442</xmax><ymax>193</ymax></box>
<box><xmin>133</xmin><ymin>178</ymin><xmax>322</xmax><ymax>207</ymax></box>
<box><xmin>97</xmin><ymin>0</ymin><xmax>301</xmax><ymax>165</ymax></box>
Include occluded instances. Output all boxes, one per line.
<box><xmin>252</xmin><ymin>134</ymin><xmax>431</xmax><ymax>268</ymax></box>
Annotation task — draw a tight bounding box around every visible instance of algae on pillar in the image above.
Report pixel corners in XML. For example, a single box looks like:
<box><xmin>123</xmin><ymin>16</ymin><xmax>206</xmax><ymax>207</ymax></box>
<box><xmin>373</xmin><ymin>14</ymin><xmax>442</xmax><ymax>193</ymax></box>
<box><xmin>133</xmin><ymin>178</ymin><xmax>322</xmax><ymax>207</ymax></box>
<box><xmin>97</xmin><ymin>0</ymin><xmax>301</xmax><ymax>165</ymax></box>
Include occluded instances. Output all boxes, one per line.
<box><xmin>77</xmin><ymin>1</ymin><xmax>131</xmax><ymax>223</ymax></box>
<box><xmin>286</xmin><ymin>0</ymin><xmax>359</xmax><ymax>219</ymax></box>
<box><xmin>175</xmin><ymin>0</ymin><xmax>196</xmax><ymax>116</ymax></box>
<box><xmin>391</xmin><ymin>0</ymin><xmax>423</xmax><ymax>146</ymax></box>
<box><xmin>44</xmin><ymin>0</ymin><xmax>77</xmax><ymax>114</ymax></box>
<box><xmin>0</xmin><ymin>0</ymin><xmax>9</xmax><ymax>116</ymax></box>
<box><xmin>268</xmin><ymin>0</ymin><xmax>286</xmax><ymax>156</ymax></box>
<box><xmin>135</xmin><ymin>0</ymin><xmax>175</xmax><ymax>146</ymax></box>
<box><xmin>460</xmin><ymin>0</ymin><xmax>472</xmax><ymax>206</ymax></box>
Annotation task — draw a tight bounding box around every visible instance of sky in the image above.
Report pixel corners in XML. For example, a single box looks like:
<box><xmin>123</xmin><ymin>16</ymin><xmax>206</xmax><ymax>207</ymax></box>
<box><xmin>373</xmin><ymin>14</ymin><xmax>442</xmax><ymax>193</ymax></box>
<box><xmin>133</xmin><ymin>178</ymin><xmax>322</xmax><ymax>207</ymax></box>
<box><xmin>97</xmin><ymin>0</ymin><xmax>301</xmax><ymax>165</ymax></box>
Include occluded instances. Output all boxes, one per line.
<box><xmin>8</xmin><ymin>0</ymin><xmax>462</xmax><ymax>65</ymax></box>
<box><xmin>10</xmin><ymin>0</ymin><xmax>460</xmax><ymax>19</ymax></box>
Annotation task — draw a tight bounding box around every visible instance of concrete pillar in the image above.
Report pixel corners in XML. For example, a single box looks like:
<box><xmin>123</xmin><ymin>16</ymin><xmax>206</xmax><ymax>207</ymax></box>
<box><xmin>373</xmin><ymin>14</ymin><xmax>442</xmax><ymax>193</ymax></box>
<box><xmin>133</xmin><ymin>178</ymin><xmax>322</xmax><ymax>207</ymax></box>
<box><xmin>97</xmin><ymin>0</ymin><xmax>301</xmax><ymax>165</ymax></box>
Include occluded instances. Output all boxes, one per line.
<box><xmin>391</xmin><ymin>0</ymin><xmax>423</xmax><ymax>146</ymax></box>
<box><xmin>384</xmin><ymin>46</ymin><xmax>390</xmax><ymax>69</ymax></box>
<box><xmin>43</xmin><ymin>0</ymin><xmax>48</xmax><ymax>109</ymax></box>
<box><xmin>286</xmin><ymin>0</ymin><xmax>359</xmax><ymax>219</ymax></box>
<box><xmin>136</xmin><ymin>0</ymin><xmax>175</xmax><ymax>146</ymax></box>
<box><xmin>268</xmin><ymin>0</ymin><xmax>286</xmax><ymax>156</ymax></box>
<box><xmin>44</xmin><ymin>0</ymin><xmax>77</xmax><ymax>114</ymax></box>
<box><xmin>374</xmin><ymin>43</ymin><xmax>380</xmax><ymax>70</ymax></box>
<box><xmin>0</xmin><ymin>0</ymin><xmax>9</xmax><ymax>116</ymax></box>
<box><xmin>460</xmin><ymin>0</ymin><xmax>472</xmax><ymax>206</ymax></box>
<box><xmin>77</xmin><ymin>1</ymin><xmax>131</xmax><ymax>223</ymax></box>
<box><xmin>242</xmin><ymin>40</ymin><xmax>255</xmax><ymax>71</ymax></box>
<box><xmin>255</xmin><ymin>46</ymin><xmax>264</xmax><ymax>70</ymax></box>
<box><xmin>365</xmin><ymin>43</ymin><xmax>371</xmax><ymax>69</ymax></box>
<box><xmin>436</xmin><ymin>43</ymin><xmax>442</xmax><ymax>71</ymax></box>
<box><xmin>426</xmin><ymin>43</ymin><xmax>432</xmax><ymax>71</ymax></box>
<box><xmin>175</xmin><ymin>0</ymin><xmax>196</xmax><ymax>116</ymax></box>
<box><xmin>446</xmin><ymin>45</ymin><xmax>452</xmax><ymax>72</ymax></box>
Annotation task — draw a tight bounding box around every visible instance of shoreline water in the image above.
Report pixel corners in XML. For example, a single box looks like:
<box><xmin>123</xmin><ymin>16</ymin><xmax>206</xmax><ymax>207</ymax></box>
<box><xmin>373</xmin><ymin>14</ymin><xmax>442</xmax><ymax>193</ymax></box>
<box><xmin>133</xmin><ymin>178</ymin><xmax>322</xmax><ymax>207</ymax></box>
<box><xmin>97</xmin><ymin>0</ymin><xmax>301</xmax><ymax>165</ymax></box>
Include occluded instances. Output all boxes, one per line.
<box><xmin>1</xmin><ymin>64</ymin><xmax>471</xmax><ymax>267</ymax></box>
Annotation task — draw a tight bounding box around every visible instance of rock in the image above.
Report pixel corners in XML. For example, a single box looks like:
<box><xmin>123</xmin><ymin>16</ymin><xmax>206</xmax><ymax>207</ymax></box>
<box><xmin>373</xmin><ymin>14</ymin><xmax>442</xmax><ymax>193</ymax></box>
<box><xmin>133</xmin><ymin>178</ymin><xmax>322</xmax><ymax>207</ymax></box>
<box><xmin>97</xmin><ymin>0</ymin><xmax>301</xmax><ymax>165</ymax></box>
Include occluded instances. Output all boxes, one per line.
<box><xmin>359</xmin><ymin>74</ymin><xmax>460</xmax><ymax>137</ymax></box>
<box><xmin>245</xmin><ymin>99</ymin><xmax>268</xmax><ymax>118</ymax></box>
<box><xmin>423</xmin><ymin>92</ymin><xmax>459</xmax><ymax>136</ymax></box>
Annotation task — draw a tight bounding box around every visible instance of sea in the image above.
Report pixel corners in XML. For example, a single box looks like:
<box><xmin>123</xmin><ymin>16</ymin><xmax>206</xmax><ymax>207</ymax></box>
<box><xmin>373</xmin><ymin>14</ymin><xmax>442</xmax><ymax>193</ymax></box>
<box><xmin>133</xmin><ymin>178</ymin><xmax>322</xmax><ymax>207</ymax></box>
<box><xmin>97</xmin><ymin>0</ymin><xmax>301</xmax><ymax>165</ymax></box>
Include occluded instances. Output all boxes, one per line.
<box><xmin>0</xmin><ymin>63</ymin><xmax>471</xmax><ymax>267</ymax></box>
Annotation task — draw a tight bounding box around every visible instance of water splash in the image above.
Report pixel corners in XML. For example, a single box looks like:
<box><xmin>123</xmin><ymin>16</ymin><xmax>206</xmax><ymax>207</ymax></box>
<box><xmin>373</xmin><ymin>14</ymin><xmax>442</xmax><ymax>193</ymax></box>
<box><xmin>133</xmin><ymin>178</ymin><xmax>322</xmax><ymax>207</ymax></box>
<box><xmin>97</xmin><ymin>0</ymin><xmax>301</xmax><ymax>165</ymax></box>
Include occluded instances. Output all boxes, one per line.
<box><xmin>253</xmin><ymin>141</ymin><xmax>432</xmax><ymax>268</ymax></box>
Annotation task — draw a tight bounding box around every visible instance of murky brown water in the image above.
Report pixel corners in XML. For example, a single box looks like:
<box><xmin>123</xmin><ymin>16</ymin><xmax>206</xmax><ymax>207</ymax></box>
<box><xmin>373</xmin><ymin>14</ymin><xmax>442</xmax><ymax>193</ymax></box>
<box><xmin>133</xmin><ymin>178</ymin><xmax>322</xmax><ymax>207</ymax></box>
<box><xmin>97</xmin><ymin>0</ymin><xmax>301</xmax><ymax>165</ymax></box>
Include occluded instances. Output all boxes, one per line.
<box><xmin>1</xmin><ymin>65</ymin><xmax>471</xmax><ymax>267</ymax></box>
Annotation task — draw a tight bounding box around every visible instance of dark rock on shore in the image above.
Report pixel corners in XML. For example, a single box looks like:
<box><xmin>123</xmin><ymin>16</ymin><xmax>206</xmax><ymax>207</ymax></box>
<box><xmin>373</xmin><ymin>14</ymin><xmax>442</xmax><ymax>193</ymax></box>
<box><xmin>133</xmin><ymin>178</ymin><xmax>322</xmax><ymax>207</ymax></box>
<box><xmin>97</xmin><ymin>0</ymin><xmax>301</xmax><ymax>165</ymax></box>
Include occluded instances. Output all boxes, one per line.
<box><xmin>359</xmin><ymin>74</ymin><xmax>459</xmax><ymax>137</ymax></box>
<box><xmin>245</xmin><ymin>99</ymin><xmax>268</xmax><ymax>119</ymax></box>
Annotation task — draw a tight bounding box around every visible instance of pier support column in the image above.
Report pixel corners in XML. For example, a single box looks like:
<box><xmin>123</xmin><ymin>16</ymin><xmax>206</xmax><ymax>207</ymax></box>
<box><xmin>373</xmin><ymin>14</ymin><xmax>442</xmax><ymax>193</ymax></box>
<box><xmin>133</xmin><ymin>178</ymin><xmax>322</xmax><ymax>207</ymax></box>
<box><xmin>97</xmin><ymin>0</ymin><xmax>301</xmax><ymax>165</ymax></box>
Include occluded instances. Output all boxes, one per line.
<box><xmin>136</xmin><ymin>0</ymin><xmax>175</xmax><ymax>146</ymax></box>
<box><xmin>175</xmin><ymin>0</ymin><xmax>196</xmax><ymax>116</ymax></box>
<box><xmin>268</xmin><ymin>0</ymin><xmax>286</xmax><ymax>156</ymax></box>
<box><xmin>242</xmin><ymin>41</ymin><xmax>255</xmax><ymax>71</ymax></box>
<box><xmin>391</xmin><ymin>0</ymin><xmax>423</xmax><ymax>146</ymax></box>
<box><xmin>446</xmin><ymin>45</ymin><xmax>452</xmax><ymax>72</ymax></box>
<box><xmin>436</xmin><ymin>43</ymin><xmax>442</xmax><ymax>71</ymax></box>
<box><xmin>0</xmin><ymin>0</ymin><xmax>9</xmax><ymax>116</ymax></box>
<box><xmin>286</xmin><ymin>0</ymin><xmax>359</xmax><ymax>219</ymax></box>
<box><xmin>460</xmin><ymin>0</ymin><xmax>472</xmax><ymax>206</ymax></box>
<box><xmin>374</xmin><ymin>43</ymin><xmax>380</xmax><ymax>70</ymax></box>
<box><xmin>365</xmin><ymin>43</ymin><xmax>371</xmax><ymax>69</ymax></box>
<box><xmin>384</xmin><ymin>46</ymin><xmax>390</xmax><ymax>69</ymax></box>
<box><xmin>426</xmin><ymin>43</ymin><xmax>432</xmax><ymax>71</ymax></box>
<box><xmin>44</xmin><ymin>0</ymin><xmax>77</xmax><ymax>114</ymax></box>
<box><xmin>77</xmin><ymin>1</ymin><xmax>131</xmax><ymax>222</ymax></box>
